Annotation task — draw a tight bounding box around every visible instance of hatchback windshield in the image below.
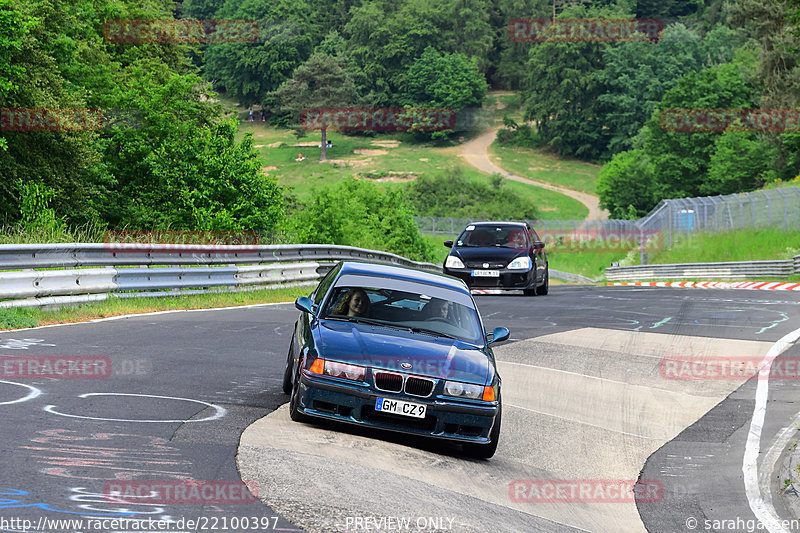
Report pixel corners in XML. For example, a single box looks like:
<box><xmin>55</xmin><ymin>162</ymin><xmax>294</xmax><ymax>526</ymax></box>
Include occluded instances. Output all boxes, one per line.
<box><xmin>322</xmin><ymin>285</ymin><xmax>484</xmax><ymax>344</ymax></box>
<box><xmin>456</xmin><ymin>225</ymin><xmax>529</xmax><ymax>249</ymax></box>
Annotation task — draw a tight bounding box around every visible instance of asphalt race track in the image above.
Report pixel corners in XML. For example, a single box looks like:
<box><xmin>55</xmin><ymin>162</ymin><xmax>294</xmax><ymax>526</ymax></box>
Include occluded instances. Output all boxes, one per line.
<box><xmin>2</xmin><ymin>286</ymin><xmax>800</xmax><ymax>533</ymax></box>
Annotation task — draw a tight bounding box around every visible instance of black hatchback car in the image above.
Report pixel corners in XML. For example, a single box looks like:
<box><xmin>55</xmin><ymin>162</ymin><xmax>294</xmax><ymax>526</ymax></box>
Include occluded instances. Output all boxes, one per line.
<box><xmin>442</xmin><ymin>221</ymin><xmax>548</xmax><ymax>296</ymax></box>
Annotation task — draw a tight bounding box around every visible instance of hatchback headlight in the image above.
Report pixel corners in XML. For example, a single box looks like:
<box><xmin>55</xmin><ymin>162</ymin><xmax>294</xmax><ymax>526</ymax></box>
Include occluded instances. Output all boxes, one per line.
<box><xmin>444</xmin><ymin>381</ymin><xmax>483</xmax><ymax>399</ymax></box>
<box><xmin>445</xmin><ymin>255</ymin><xmax>465</xmax><ymax>269</ymax></box>
<box><xmin>507</xmin><ymin>256</ymin><xmax>531</xmax><ymax>270</ymax></box>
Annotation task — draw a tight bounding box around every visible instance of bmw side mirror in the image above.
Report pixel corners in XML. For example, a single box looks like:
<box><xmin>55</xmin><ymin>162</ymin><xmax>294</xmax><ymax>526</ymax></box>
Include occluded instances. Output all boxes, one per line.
<box><xmin>295</xmin><ymin>296</ymin><xmax>316</xmax><ymax>317</ymax></box>
<box><xmin>486</xmin><ymin>326</ymin><xmax>510</xmax><ymax>345</ymax></box>
<box><xmin>444</xmin><ymin>240</ymin><xmax>453</xmax><ymax>248</ymax></box>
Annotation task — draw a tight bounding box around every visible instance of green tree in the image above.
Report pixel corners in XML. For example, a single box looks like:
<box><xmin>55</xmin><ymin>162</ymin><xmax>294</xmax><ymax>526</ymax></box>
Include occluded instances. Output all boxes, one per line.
<box><xmin>704</xmin><ymin>131</ymin><xmax>779</xmax><ymax>195</ymax></box>
<box><xmin>401</xmin><ymin>46</ymin><xmax>487</xmax><ymax>140</ymax></box>
<box><xmin>732</xmin><ymin>0</ymin><xmax>800</xmax><ymax>108</ymax></box>
<box><xmin>143</xmin><ymin>120</ymin><xmax>284</xmax><ymax>230</ymax></box>
<box><xmin>0</xmin><ymin>0</ymin><xmax>37</xmax><ymax>151</ymax></box>
<box><xmin>270</xmin><ymin>51</ymin><xmax>358</xmax><ymax>160</ymax></box>
<box><xmin>641</xmin><ymin>60</ymin><xmax>756</xmax><ymax>199</ymax></box>
<box><xmin>288</xmin><ymin>178</ymin><xmax>434</xmax><ymax>262</ymax></box>
<box><xmin>523</xmin><ymin>38</ymin><xmax>609</xmax><ymax>160</ymax></box>
<box><xmin>596</xmin><ymin>149</ymin><xmax>657</xmax><ymax>218</ymax></box>
<box><xmin>403</xmin><ymin>47</ymin><xmax>487</xmax><ymax>109</ymax></box>
<box><xmin>598</xmin><ymin>24</ymin><xmax>700</xmax><ymax>155</ymax></box>
<box><xmin>405</xmin><ymin>167</ymin><xmax>539</xmax><ymax>219</ymax></box>
<box><xmin>0</xmin><ymin>0</ymin><xmax>101</xmax><ymax>222</ymax></box>
<box><xmin>179</xmin><ymin>0</ymin><xmax>224</xmax><ymax>19</ymax></box>
<box><xmin>203</xmin><ymin>0</ymin><xmax>319</xmax><ymax>107</ymax></box>
<box><xmin>598</xmin><ymin>24</ymin><xmax>746</xmax><ymax>157</ymax></box>
<box><xmin>95</xmin><ymin>58</ymin><xmax>285</xmax><ymax>230</ymax></box>
<box><xmin>343</xmin><ymin>0</ymin><xmax>494</xmax><ymax>106</ymax></box>
<box><xmin>635</xmin><ymin>0</ymin><xmax>703</xmax><ymax>18</ymax></box>
<box><xmin>491</xmin><ymin>0</ymin><xmax>551</xmax><ymax>89</ymax></box>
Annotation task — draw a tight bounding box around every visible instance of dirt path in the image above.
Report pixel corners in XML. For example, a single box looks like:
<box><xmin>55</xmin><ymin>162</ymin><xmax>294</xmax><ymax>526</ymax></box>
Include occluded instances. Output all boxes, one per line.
<box><xmin>460</xmin><ymin>126</ymin><xmax>608</xmax><ymax>220</ymax></box>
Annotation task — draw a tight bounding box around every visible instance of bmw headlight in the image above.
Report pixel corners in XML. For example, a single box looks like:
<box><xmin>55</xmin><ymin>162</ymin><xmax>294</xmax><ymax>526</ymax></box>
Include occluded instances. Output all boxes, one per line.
<box><xmin>444</xmin><ymin>381</ymin><xmax>483</xmax><ymax>399</ymax></box>
<box><xmin>507</xmin><ymin>256</ymin><xmax>532</xmax><ymax>270</ymax></box>
<box><xmin>445</xmin><ymin>255</ymin><xmax>465</xmax><ymax>269</ymax></box>
<box><xmin>323</xmin><ymin>361</ymin><xmax>366</xmax><ymax>381</ymax></box>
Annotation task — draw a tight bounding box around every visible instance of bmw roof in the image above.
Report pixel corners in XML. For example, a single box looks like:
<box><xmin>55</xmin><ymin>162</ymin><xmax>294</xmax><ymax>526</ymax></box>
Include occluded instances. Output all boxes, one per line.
<box><xmin>337</xmin><ymin>261</ymin><xmax>470</xmax><ymax>295</ymax></box>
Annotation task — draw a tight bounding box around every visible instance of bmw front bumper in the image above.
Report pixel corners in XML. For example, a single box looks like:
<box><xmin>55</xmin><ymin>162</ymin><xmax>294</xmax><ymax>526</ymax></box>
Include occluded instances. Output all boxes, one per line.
<box><xmin>296</xmin><ymin>372</ymin><xmax>499</xmax><ymax>444</ymax></box>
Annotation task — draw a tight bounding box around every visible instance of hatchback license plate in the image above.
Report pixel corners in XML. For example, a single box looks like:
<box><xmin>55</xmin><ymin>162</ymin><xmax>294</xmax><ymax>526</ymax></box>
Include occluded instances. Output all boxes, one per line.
<box><xmin>472</xmin><ymin>270</ymin><xmax>499</xmax><ymax>277</ymax></box>
<box><xmin>375</xmin><ymin>397</ymin><xmax>426</xmax><ymax>419</ymax></box>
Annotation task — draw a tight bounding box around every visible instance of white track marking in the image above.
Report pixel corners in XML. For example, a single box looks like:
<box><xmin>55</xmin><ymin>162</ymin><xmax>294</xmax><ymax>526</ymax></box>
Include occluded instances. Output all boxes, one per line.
<box><xmin>44</xmin><ymin>392</ymin><xmax>227</xmax><ymax>423</ymax></box>
<box><xmin>743</xmin><ymin>326</ymin><xmax>800</xmax><ymax>532</ymax></box>
<box><xmin>0</xmin><ymin>380</ymin><xmax>42</xmax><ymax>405</ymax></box>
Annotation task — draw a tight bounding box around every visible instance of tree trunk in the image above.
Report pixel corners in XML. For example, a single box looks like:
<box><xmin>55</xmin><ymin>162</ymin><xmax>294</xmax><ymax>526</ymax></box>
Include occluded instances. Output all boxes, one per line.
<box><xmin>320</xmin><ymin>128</ymin><xmax>328</xmax><ymax>161</ymax></box>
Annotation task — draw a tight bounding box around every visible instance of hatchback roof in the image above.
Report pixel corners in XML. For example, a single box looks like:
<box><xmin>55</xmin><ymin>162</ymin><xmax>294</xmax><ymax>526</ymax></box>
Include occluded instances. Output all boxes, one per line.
<box><xmin>467</xmin><ymin>221</ymin><xmax>530</xmax><ymax>228</ymax></box>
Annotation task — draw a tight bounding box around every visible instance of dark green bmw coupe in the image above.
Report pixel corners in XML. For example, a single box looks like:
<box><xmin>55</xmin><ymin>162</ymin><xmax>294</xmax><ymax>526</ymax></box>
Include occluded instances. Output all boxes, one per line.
<box><xmin>283</xmin><ymin>261</ymin><xmax>509</xmax><ymax>459</ymax></box>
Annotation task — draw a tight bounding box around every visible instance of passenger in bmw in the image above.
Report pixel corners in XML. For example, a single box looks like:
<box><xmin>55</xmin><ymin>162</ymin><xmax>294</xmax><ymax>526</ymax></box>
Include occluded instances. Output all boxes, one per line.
<box><xmin>331</xmin><ymin>288</ymin><xmax>370</xmax><ymax>317</ymax></box>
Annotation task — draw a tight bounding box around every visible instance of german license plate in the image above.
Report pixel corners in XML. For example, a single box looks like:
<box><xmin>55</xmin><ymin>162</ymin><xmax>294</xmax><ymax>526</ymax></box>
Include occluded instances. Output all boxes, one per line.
<box><xmin>472</xmin><ymin>270</ymin><xmax>499</xmax><ymax>277</ymax></box>
<box><xmin>375</xmin><ymin>397</ymin><xmax>426</xmax><ymax>419</ymax></box>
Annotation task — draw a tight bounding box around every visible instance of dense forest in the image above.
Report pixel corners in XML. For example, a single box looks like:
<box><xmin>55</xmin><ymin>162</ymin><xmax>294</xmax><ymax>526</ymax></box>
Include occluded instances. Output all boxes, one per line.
<box><xmin>1</xmin><ymin>0</ymin><xmax>799</xmax><ymax>259</ymax></box>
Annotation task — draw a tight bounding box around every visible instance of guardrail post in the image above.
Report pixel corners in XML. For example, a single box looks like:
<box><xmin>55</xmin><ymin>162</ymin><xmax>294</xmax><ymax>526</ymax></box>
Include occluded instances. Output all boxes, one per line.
<box><xmin>745</xmin><ymin>192</ymin><xmax>756</xmax><ymax>228</ymax></box>
<box><xmin>737</xmin><ymin>194</ymin><xmax>744</xmax><ymax>230</ymax></box>
<box><xmin>778</xmin><ymin>188</ymin><xmax>789</xmax><ymax>230</ymax></box>
<box><xmin>667</xmin><ymin>201</ymin><xmax>672</xmax><ymax>247</ymax></box>
<box><xmin>639</xmin><ymin>228</ymin><xmax>647</xmax><ymax>265</ymax></box>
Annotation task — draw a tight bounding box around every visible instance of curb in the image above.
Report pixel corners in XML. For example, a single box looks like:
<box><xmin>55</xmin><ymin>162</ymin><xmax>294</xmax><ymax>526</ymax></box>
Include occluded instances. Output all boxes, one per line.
<box><xmin>607</xmin><ymin>281</ymin><xmax>800</xmax><ymax>291</ymax></box>
<box><xmin>775</xmin><ymin>437</ymin><xmax>800</xmax><ymax>523</ymax></box>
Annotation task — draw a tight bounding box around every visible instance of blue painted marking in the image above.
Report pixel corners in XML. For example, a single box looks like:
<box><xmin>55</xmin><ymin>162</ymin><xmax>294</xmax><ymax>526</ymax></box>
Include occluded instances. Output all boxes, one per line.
<box><xmin>0</xmin><ymin>488</ymin><xmax>138</xmax><ymax>516</ymax></box>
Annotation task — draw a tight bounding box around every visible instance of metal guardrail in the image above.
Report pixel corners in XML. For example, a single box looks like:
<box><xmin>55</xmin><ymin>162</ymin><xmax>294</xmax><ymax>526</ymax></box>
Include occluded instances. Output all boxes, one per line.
<box><xmin>414</xmin><ymin>186</ymin><xmax>800</xmax><ymax>265</ymax></box>
<box><xmin>605</xmin><ymin>257</ymin><xmax>800</xmax><ymax>281</ymax></box>
<box><xmin>549</xmin><ymin>269</ymin><xmax>599</xmax><ymax>284</ymax></box>
<box><xmin>0</xmin><ymin>244</ymin><xmax>441</xmax><ymax>308</ymax></box>
<box><xmin>0</xmin><ymin>243</ymin><xmax>442</xmax><ymax>270</ymax></box>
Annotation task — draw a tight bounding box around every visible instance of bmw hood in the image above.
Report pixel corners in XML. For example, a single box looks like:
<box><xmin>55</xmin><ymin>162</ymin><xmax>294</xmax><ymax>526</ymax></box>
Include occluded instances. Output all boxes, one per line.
<box><xmin>318</xmin><ymin>320</ymin><xmax>490</xmax><ymax>385</ymax></box>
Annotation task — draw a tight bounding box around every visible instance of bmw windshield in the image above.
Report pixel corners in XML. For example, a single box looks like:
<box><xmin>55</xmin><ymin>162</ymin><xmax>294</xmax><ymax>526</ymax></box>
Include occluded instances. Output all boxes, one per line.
<box><xmin>321</xmin><ymin>276</ymin><xmax>484</xmax><ymax>344</ymax></box>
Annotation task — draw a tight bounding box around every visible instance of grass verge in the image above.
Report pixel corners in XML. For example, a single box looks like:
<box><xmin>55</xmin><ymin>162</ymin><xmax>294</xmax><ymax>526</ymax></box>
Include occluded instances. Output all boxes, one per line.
<box><xmin>488</xmin><ymin>142</ymin><xmax>601</xmax><ymax>195</ymax></box>
<box><xmin>648</xmin><ymin>229</ymin><xmax>800</xmax><ymax>264</ymax></box>
<box><xmin>548</xmin><ymin>251</ymin><xmax>630</xmax><ymax>281</ymax></box>
<box><xmin>0</xmin><ymin>286</ymin><xmax>311</xmax><ymax>331</ymax></box>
